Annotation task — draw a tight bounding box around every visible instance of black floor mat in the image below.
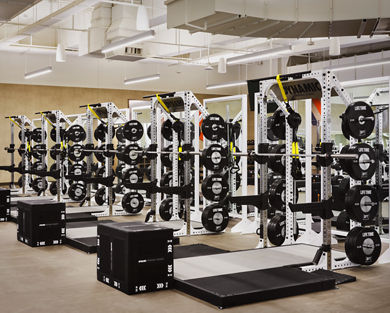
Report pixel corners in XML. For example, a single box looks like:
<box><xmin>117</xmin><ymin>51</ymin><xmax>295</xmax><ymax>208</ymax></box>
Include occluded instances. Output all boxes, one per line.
<box><xmin>66</xmin><ymin>213</ymin><xmax>97</xmax><ymax>223</ymax></box>
<box><xmin>175</xmin><ymin>267</ymin><xmax>336</xmax><ymax>308</ymax></box>
<box><xmin>310</xmin><ymin>269</ymin><xmax>356</xmax><ymax>285</ymax></box>
<box><xmin>65</xmin><ymin>219</ymin><xmax>115</xmax><ymax>229</ymax></box>
<box><xmin>65</xmin><ymin>237</ymin><xmax>97</xmax><ymax>253</ymax></box>
<box><xmin>174</xmin><ymin>244</ymin><xmax>228</xmax><ymax>259</ymax></box>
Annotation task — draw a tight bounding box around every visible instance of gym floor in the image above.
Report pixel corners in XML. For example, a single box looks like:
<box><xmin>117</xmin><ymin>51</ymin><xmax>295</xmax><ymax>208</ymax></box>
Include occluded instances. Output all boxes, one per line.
<box><xmin>1</xmin><ymin>211</ymin><xmax>390</xmax><ymax>313</ymax></box>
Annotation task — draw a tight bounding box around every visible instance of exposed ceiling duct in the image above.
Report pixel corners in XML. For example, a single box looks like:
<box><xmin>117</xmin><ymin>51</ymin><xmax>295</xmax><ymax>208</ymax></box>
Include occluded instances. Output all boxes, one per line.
<box><xmin>166</xmin><ymin>0</ymin><xmax>390</xmax><ymax>38</ymax></box>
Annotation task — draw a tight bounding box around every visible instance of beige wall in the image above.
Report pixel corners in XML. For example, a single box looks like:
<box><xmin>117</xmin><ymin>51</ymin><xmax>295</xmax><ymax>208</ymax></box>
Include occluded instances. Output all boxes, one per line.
<box><xmin>0</xmin><ymin>83</ymin><xmax>224</xmax><ymax>183</ymax></box>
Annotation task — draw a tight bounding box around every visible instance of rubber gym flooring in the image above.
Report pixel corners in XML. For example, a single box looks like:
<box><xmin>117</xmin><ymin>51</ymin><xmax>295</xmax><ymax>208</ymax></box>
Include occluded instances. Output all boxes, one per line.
<box><xmin>0</xmin><ymin>209</ymin><xmax>389</xmax><ymax>313</ymax></box>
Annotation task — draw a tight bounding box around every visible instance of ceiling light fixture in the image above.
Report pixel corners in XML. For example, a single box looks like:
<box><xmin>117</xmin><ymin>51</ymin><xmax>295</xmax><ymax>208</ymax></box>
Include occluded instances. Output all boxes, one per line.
<box><xmin>24</xmin><ymin>66</ymin><xmax>53</xmax><ymax>79</ymax></box>
<box><xmin>101</xmin><ymin>30</ymin><xmax>155</xmax><ymax>54</ymax></box>
<box><xmin>124</xmin><ymin>73</ymin><xmax>160</xmax><ymax>85</ymax></box>
<box><xmin>330</xmin><ymin>57</ymin><xmax>390</xmax><ymax>72</ymax></box>
<box><xmin>56</xmin><ymin>43</ymin><xmax>66</xmax><ymax>62</ymax></box>
<box><xmin>206</xmin><ymin>80</ymin><xmax>247</xmax><ymax>90</ymax></box>
<box><xmin>226</xmin><ymin>46</ymin><xmax>291</xmax><ymax>65</ymax></box>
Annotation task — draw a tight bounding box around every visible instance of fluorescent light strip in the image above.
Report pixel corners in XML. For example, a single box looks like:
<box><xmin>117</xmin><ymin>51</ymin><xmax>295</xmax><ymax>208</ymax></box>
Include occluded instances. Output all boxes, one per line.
<box><xmin>226</xmin><ymin>46</ymin><xmax>291</xmax><ymax>65</ymax></box>
<box><xmin>340</xmin><ymin>76</ymin><xmax>390</xmax><ymax>88</ymax></box>
<box><xmin>124</xmin><ymin>74</ymin><xmax>160</xmax><ymax>85</ymax></box>
<box><xmin>24</xmin><ymin>66</ymin><xmax>53</xmax><ymax>79</ymax></box>
<box><xmin>101</xmin><ymin>30</ymin><xmax>155</xmax><ymax>54</ymax></box>
<box><xmin>206</xmin><ymin>80</ymin><xmax>247</xmax><ymax>90</ymax></box>
<box><xmin>330</xmin><ymin>57</ymin><xmax>390</xmax><ymax>72</ymax></box>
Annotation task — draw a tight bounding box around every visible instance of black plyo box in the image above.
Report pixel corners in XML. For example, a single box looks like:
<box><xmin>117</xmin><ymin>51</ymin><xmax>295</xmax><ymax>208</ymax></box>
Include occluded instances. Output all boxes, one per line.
<box><xmin>0</xmin><ymin>188</ymin><xmax>11</xmax><ymax>222</ymax></box>
<box><xmin>17</xmin><ymin>200</ymin><xmax>66</xmax><ymax>247</ymax></box>
<box><xmin>97</xmin><ymin>222</ymin><xmax>173</xmax><ymax>295</ymax></box>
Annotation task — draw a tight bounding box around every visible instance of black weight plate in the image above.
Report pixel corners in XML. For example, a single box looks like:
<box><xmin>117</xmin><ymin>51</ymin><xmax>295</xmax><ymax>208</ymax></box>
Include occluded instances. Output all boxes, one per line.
<box><xmin>344</xmin><ymin>101</ymin><xmax>375</xmax><ymax>140</ymax></box>
<box><xmin>18</xmin><ymin>144</ymin><xmax>26</xmax><ymax>156</ymax></box>
<box><xmin>50</xmin><ymin>163</ymin><xmax>67</xmax><ymax>174</ymax></box>
<box><xmin>345</xmin><ymin>227</ymin><xmax>381</xmax><ymax>265</ymax></box>
<box><xmin>123</xmin><ymin>167</ymin><xmax>143</xmax><ymax>184</ymax></box>
<box><xmin>122</xmin><ymin>192</ymin><xmax>144</xmax><ymax>214</ymax></box>
<box><xmin>68</xmin><ymin>183</ymin><xmax>87</xmax><ymax>201</ymax></box>
<box><xmin>271</xmin><ymin>110</ymin><xmax>286</xmax><ymax>140</ymax></box>
<box><xmin>145</xmin><ymin>165</ymin><xmax>151</xmax><ymax>181</ymax></box>
<box><xmin>147</xmin><ymin>125</ymin><xmax>151</xmax><ymax>139</ymax></box>
<box><xmin>201</xmin><ymin>114</ymin><xmax>226</xmax><ymax>141</ymax></box>
<box><xmin>161</xmin><ymin>171</ymin><xmax>173</xmax><ymax>187</ymax></box>
<box><xmin>69</xmin><ymin>163</ymin><xmax>87</xmax><ymax>176</ymax></box>
<box><xmin>102</xmin><ymin>144</ymin><xmax>116</xmax><ymax>158</ymax></box>
<box><xmin>116</xmin><ymin>144</ymin><xmax>126</xmax><ymax>162</ymax></box>
<box><xmin>201</xmin><ymin>144</ymin><xmax>228</xmax><ymax>172</ymax></box>
<box><xmin>114</xmin><ymin>182</ymin><xmax>127</xmax><ymax>194</ymax></box>
<box><xmin>162</xmin><ymin>119</ymin><xmax>173</xmax><ymax>141</ymax></box>
<box><xmin>338</xmin><ymin>145</ymin><xmax>350</xmax><ymax>174</ymax></box>
<box><xmin>94</xmin><ymin>145</ymin><xmax>105</xmax><ymax>163</ymax></box>
<box><xmin>50</xmin><ymin>144</ymin><xmax>61</xmax><ymax>160</ymax></box>
<box><xmin>116</xmin><ymin>126</ymin><xmax>126</xmax><ymax>143</ymax></box>
<box><xmin>18</xmin><ymin>129</ymin><xmax>31</xmax><ymax>141</ymax></box>
<box><xmin>68</xmin><ymin>144</ymin><xmax>85</xmax><ymax>162</ymax></box>
<box><xmin>49</xmin><ymin>181</ymin><xmax>67</xmax><ymax>196</ymax></box>
<box><xmin>161</xmin><ymin>145</ymin><xmax>174</xmax><ymax>168</ymax></box>
<box><xmin>32</xmin><ymin>144</ymin><xmax>47</xmax><ymax>159</ymax></box>
<box><xmin>336</xmin><ymin>211</ymin><xmax>350</xmax><ymax>231</ymax></box>
<box><xmin>201</xmin><ymin>203</ymin><xmax>229</xmax><ymax>232</ymax></box>
<box><xmin>94</xmin><ymin>123</ymin><xmax>115</xmax><ymax>142</ymax></box>
<box><xmin>31</xmin><ymin>128</ymin><xmax>47</xmax><ymax>143</ymax></box>
<box><xmin>341</xmin><ymin>118</ymin><xmax>351</xmax><ymax>139</ymax></box>
<box><xmin>159</xmin><ymin>198</ymin><xmax>173</xmax><ymax>221</ymax></box>
<box><xmin>95</xmin><ymin>166</ymin><xmax>105</xmax><ymax>178</ymax></box>
<box><xmin>32</xmin><ymin>161</ymin><xmax>47</xmax><ymax>171</ymax></box>
<box><xmin>268</xmin><ymin>144</ymin><xmax>286</xmax><ymax>175</ymax></box>
<box><xmin>201</xmin><ymin>173</ymin><xmax>229</xmax><ymax>201</ymax></box>
<box><xmin>267</xmin><ymin>214</ymin><xmax>299</xmax><ymax>246</ymax></box>
<box><xmin>268</xmin><ymin>178</ymin><xmax>299</xmax><ymax>211</ymax></box>
<box><xmin>123</xmin><ymin>143</ymin><xmax>142</xmax><ymax>165</ymax></box>
<box><xmin>123</xmin><ymin>120</ymin><xmax>144</xmax><ymax>141</ymax></box>
<box><xmin>50</xmin><ymin>127</ymin><xmax>65</xmax><ymax>142</ymax></box>
<box><xmin>31</xmin><ymin>178</ymin><xmax>48</xmax><ymax>192</ymax></box>
<box><xmin>347</xmin><ymin>143</ymin><xmax>376</xmax><ymax>180</ymax></box>
<box><xmin>333</xmin><ymin>176</ymin><xmax>350</xmax><ymax>208</ymax></box>
<box><xmin>67</xmin><ymin>124</ymin><xmax>86</xmax><ymax>142</ymax></box>
<box><xmin>345</xmin><ymin>185</ymin><xmax>378</xmax><ymax>224</ymax></box>
<box><xmin>267</xmin><ymin>116</ymin><xmax>279</xmax><ymax>141</ymax></box>
<box><xmin>95</xmin><ymin>187</ymin><xmax>116</xmax><ymax>206</ymax></box>
<box><xmin>223</xmin><ymin>121</ymin><xmax>241</xmax><ymax>141</ymax></box>
<box><xmin>115</xmin><ymin>163</ymin><xmax>126</xmax><ymax>179</ymax></box>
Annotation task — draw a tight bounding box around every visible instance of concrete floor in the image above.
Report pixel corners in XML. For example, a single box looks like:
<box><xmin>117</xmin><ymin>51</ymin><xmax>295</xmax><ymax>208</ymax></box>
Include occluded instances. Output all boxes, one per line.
<box><xmin>1</xmin><ymin>214</ymin><xmax>390</xmax><ymax>313</ymax></box>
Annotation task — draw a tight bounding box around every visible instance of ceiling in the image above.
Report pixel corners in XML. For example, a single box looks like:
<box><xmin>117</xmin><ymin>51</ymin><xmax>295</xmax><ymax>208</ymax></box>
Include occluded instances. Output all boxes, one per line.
<box><xmin>0</xmin><ymin>0</ymin><xmax>41</xmax><ymax>22</ymax></box>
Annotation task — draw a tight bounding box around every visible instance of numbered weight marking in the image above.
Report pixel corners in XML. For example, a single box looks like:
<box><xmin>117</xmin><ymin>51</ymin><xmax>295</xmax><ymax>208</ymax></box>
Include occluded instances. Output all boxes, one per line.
<box><xmin>345</xmin><ymin>227</ymin><xmax>381</xmax><ymax>265</ymax></box>
<box><xmin>201</xmin><ymin>144</ymin><xmax>228</xmax><ymax>172</ymax></box>
<box><xmin>341</xmin><ymin>101</ymin><xmax>375</xmax><ymax>140</ymax></box>
<box><xmin>267</xmin><ymin>214</ymin><xmax>299</xmax><ymax>246</ymax></box>
<box><xmin>122</xmin><ymin>192</ymin><xmax>144</xmax><ymax>214</ymax></box>
<box><xmin>124</xmin><ymin>120</ymin><xmax>144</xmax><ymax>141</ymax></box>
<box><xmin>201</xmin><ymin>204</ymin><xmax>229</xmax><ymax>232</ymax></box>
<box><xmin>67</xmin><ymin>124</ymin><xmax>86</xmax><ymax>142</ymax></box>
<box><xmin>201</xmin><ymin>173</ymin><xmax>229</xmax><ymax>201</ymax></box>
<box><xmin>345</xmin><ymin>185</ymin><xmax>378</xmax><ymax>224</ymax></box>
<box><xmin>201</xmin><ymin>114</ymin><xmax>226</xmax><ymax>141</ymax></box>
<box><xmin>95</xmin><ymin>187</ymin><xmax>116</xmax><ymax>206</ymax></box>
<box><xmin>68</xmin><ymin>183</ymin><xmax>87</xmax><ymax>201</ymax></box>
